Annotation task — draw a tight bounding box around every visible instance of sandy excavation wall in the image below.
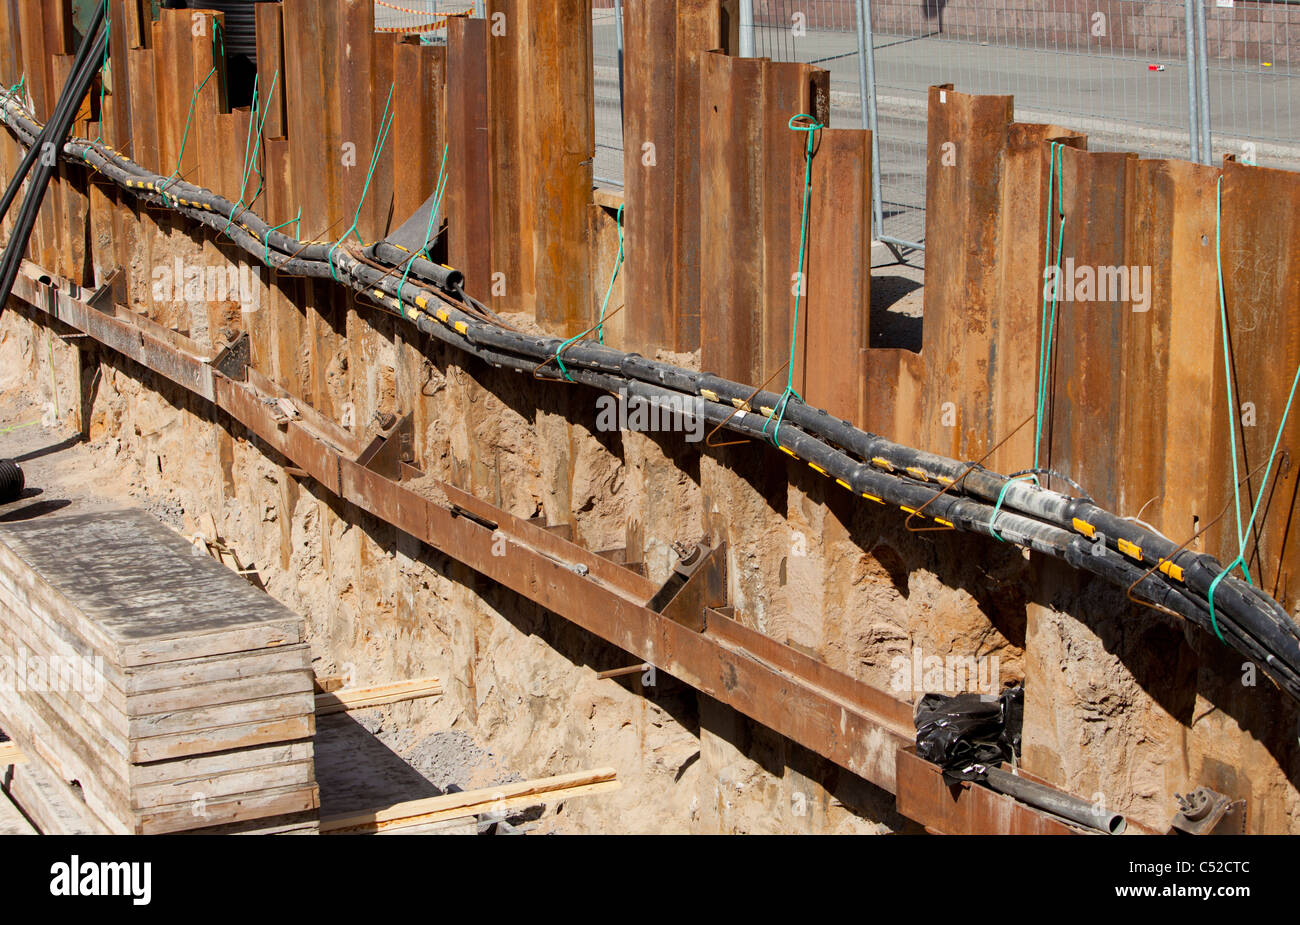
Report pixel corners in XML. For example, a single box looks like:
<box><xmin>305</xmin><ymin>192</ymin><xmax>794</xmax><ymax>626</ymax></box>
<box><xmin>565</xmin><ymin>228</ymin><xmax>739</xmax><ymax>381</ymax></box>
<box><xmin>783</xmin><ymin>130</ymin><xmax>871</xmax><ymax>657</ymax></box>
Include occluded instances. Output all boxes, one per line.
<box><xmin>3</xmin><ymin>238</ymin><xmax>1299</xmax><ymax>833</ymax></box>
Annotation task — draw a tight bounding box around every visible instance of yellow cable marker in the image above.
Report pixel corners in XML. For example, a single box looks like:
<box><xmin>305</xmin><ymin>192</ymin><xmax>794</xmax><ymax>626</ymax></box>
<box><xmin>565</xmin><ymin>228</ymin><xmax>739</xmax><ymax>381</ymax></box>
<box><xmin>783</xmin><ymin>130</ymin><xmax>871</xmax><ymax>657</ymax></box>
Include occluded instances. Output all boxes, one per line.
<box><xmin>1117</xmin><ymin>538</ymin><xmax>1142</xmax><ymax>561</ymax></box>
<box><xmin>863</xmin><ymin>493</ymin><xmax>884</xmax><ymax>504</ymax></box>
<box><xmin>809</xmin><ymin>462</ymin><xmax>827</xmax><ymax>476</ymax></box>
<box><xmin>415</xmin><ymin>296</ymin><xmax>428</xmax><ymax>309</ymax></box>
<box><xmin>731</xmin><ymin>398</ymin><xmax>751</xmax><ymax>411</ymax></box>
<box><xmin>780</xmin><ymin>446</ymin><xmax>798</xmax><ymax>458</ymax></box>
<box><xmin>1158</xmin><ymin>559</ymin><xmax>1185</xmax><ymax>582</ymax></box>
<box><xmin>871</xmin><ymin>456</ymin><xmax>894</xmax><ymax>471</ymax></box>
<box><xmin>454</xmin><ymin>321</ymin><xmax>468</xmax><ymax>335</ymax></box>
<box><xmin>700</xmin><ymin>389</ymin><xmax>719</xmax><ymax>402</ymax></box>
<box><xmin>936</xmin><ymin>518</ymin><xmax>954</xmax><ymax>528</ymax></box>
<box><xmin>901</xmin><ymin>505</ymin><xmax>920</xmax><ymax>516</ymax></box>
<box><xmin>905</xmin><ymin>466</ymin><xmax>928</xmax><ymax>480</ymax></box>
<box><xmin>1072</xmin><ymin>517</ymin><xmax>1096</xmax><ymax>538</ymax></box>
<box><xmin>836</xmin><ymin>479</ymin><xmax>852</xmax><ymax>491</ymax></box>
<box><xmin>436</xmin><ymin>308</ymin><xmax>449</xmax><ymax>323</ymax></box>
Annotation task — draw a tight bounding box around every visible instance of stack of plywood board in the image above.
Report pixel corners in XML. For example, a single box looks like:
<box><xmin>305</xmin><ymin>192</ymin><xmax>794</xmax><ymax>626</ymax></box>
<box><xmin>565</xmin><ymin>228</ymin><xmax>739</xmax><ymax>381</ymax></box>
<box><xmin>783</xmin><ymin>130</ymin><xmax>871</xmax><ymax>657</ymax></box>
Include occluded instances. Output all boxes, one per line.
<box><xmin>0</xmin><ymin>504</ymin><xmax>318</xmax><ymax>834</ymax></box>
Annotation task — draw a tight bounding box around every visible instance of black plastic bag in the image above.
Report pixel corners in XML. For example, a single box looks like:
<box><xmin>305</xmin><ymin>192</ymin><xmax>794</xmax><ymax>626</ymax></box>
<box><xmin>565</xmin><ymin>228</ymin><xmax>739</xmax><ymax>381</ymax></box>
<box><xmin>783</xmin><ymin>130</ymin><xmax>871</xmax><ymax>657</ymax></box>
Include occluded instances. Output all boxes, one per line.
<box><xmin>914</xmin><ymin>685</ymin><xmax>1023</xmax><ymax>781</ymax></box>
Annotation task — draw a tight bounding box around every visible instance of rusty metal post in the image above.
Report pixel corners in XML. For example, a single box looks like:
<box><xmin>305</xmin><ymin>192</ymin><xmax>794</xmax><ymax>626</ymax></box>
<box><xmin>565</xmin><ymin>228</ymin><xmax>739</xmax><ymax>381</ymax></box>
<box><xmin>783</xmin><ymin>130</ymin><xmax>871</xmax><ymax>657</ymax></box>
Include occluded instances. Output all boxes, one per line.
<box><xmin>919</xmin><ymin>86</ymin><xmax>1013</xmax><ymax>463</ymax></box>
<box><xmin>623</xmin><ymin>0</ymin><xmax>721</xmax><ymax>355</ymax></box>
<box><xmin>804</xmin><ymin>128</ymin><xmax>871</xmax><ymax>428</ymax></box>
<box><xmin>445</xmin><ymin>16</ymin><xmax>492</xmax><ymax>300</ymax></box>
<box><xmin>699</xmin><ymin>50</ymin><xmax>764</xmax><ymax>387</ymax></box>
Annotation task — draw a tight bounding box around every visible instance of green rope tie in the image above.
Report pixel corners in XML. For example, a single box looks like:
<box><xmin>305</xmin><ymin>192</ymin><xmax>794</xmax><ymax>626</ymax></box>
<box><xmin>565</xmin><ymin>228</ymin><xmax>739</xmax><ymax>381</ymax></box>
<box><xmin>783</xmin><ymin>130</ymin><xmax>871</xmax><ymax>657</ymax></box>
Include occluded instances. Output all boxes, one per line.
<box><xmin>224</xmin><ymin>69</ymin><xmax>279</xmax><ymax>238</ymax></box>
<box><xmin>596</xmin><ymin>203</ymin><xmax>625</xmax><ymax>345</ymax></box>
<box><xmin>1</xmin><ymin>73</ymin><xmax>26</xmax><ymax>124</ymax></box>
<box><xmin>1207</xmin><ymin>176</ymin><xmax>1300</xmax><ymax>641</ymax></box>
<box><xmin>327</xmin><ymin>83</ymin><xmax>396</xmax><ymax>283</ymax></box>
<box><xmin>262</xmin><ymin>210</ymin><xmax>301</xmax><ymax>267</ymax></box>
<box><xmin>159</xmin><ymin>22</ymin><xmax>223</xmax><ymax>208</ymax></box>
<box><xmin>1033</xmin><ymin>141</ymin><xmax>1066</xmax><ymax>471</ymax></box>
<box><xmin>988</xmin><ymin>474</ymin><xmax>1038</xmax><ymax>542</ymax></box>
<box><xmin>763</xmin><ymin>113</ymin><xmax>823</xmax><ymax>448</ymax></box>
<box><xmin>552</xmin><ymin>201</ymin><xmax>626</xmax><ymax>381</ymax></box>
<box><xmin>398</xmin><ymin>142</ymin><xmax>450</xmax><ymax>309</ymax></box>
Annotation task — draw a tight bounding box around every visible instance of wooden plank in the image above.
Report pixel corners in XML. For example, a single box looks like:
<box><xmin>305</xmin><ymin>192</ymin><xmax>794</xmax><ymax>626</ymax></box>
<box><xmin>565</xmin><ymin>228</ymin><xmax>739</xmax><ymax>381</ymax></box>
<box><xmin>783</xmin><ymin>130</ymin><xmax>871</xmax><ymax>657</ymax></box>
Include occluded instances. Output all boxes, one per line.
<box><xmin>314</xmin><ymin>678</ymin><xmax>443</xmax><ymax>716</ymax></box>
<box><xmin>138</xmin><ymin>782</ymin><xmax>318</xmax><ymax>835</ymax></box>
<box><xmin>0</xmin><ymin>789</ymin><xmax>36</xmax><ymax>834</ymax></box>
<box><xmin>1</xmin><ymin>756</ymin><xmax>112</xmax><ymax>834</ymax></box>
<box><xmin>0</xmin><ymin>741</ymin><xmax>26</xmax><ymax>765</ymax></box>
<box><xmin>320</xmin><ymin>768</ymin><xmax>620</xmax><ymax>834</ymax></box>
<box><xmin>131</xmin><ymin>714</ymin><xmax>314</xmax><ymax>764</ymax></box>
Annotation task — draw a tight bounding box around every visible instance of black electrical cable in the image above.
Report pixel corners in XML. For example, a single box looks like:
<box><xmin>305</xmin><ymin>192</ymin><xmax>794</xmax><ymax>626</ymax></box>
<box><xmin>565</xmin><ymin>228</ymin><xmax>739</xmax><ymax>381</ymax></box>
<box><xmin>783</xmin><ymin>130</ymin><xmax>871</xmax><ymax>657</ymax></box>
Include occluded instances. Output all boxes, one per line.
<box><xmin>5</xmin><ymin>91</ymin><xmax>1300</xmax><ymax>705</ymax></box>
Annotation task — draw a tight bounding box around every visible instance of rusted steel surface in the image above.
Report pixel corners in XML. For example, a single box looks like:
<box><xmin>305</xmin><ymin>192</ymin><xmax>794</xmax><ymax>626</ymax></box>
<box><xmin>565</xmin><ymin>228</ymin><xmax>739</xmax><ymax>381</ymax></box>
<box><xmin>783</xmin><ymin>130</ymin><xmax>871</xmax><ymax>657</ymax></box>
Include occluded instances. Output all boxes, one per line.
<box><xmin>699</xmin><ymin>51</ymin><xmax>765</xmax><ymax>386</ymax></box>
<box><xmin>920</xmin><ymin>86</ymin><xmax>1014</xmax><ymax>464</ymax></box>
<box><xmin>804</xmin><ymin>128</ymin><xmax>870</xmax><ymax>428</ymax></box>
<box><xmin>13</xmin><ymin>265</ymin><xmax>215</xmax><ymax>401</ymax></box>
<box><xmin>445</xmin><ymin>16</ymin><xmax>492</xmax><ymax>300</ymax></box>
<box><xmin>527</xmin><ymin>0</ymin><xmax>593</xmax><ymax>337</ymax></box>
<box><xmin>1213</xmin><ymin>159</ymin><xmax>1300</xmax><ymax>613</ymax></box>
<box><xmin>391</xmin><ymin>38</ymin><xmax>440</xmax><ymax>231</ymax></box>
<box><xmin>485</xmin><ymin>0</ymin><xmax>530</xmax><ymax>316</ymax></box>
<box><xmin>1119</xmin><ymin>158</ymin><xmax>1220</xmax><ymax>546</ymax></box>
<box><xmin>623</xmin><ymin>0</ymin><xmax>721</xmax><ymax>355</ymax></box>
<box><xmin>698</xmin><ymin>53</ymin><xmax>832</xmax><ymax>395</ymax></box>
<box><xmin>125</xmin><ymin>42</ymin><xmax>157</xmax><ymax>171</ymax></box>
<box><xmin>861</xmin><ymin>349</ymin><xmax>924</xmax><ymax>451</ymax></box>
<box><xmin>894</xmin><ymin>748</ymin><xmax>1083</xmax><ymax>835</ymax></box>
<box><xmin>254</xmin><ymin>1</ymin><xmax>286</xmax><ymax>143</ymax></box>
<box><xmin>106</xmin><ymin>0</ymin><xmax>132</xmax><ymax>150</ymax></box>
<box><xmin>761</xmin><ymin>62</ymin><xmax>828</xmax><ymax>394</ymax></box>
<box><xmin>1042</xmin><ymin>146</ymin><xmax>1137</xmax><ymax>512</ymax></box>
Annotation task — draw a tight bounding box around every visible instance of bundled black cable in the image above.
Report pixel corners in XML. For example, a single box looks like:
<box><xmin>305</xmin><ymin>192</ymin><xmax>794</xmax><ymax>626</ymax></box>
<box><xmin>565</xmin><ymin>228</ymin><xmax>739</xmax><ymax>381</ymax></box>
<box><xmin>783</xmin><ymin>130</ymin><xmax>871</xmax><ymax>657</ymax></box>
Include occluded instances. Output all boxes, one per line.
<box><xmin>4</xmin><ymin>88</ymin><xmax>1300</xmax><ymax>707</ymax></box>
<box><xmin>0</xmin><ymin>4</ymin><xmax>108</xmax><ymax>318</ymax></box>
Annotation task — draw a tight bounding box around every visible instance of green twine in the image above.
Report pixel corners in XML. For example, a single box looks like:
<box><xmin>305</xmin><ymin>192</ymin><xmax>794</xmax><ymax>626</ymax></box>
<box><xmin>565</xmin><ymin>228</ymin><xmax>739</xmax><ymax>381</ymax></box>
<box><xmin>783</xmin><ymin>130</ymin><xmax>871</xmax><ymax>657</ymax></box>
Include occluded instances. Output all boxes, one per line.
<box><xmin>159</xmin><ymin>21</ymin><xmax>223</xmax><ymax>207</ymax></box>
<box><xmin>327</xmin><ymin>83</ymin><xmax>397</xmax><ymax>282</ymax></box>
<box><xmin>552</xmin><ymin>201</ymin><xmax>627</xmax><ymax>381</ymax></box>
<box><xmin>1034</xmin><ymin>141</ymin><xmax>1066</xmax><ymax>471</ymax></box>
<box><xmin>398</xmin><ymin>142</ymin><xmax>450</xmax><ymax>309</ymax></box>
<box><xmin>1</xmin><ymin>73</ymin><xmax>25</xmax><ymax>124</ymax></box>
<box><xmin>596</xmin><ymin>203</ymin><xmax>625</xmax><ymax>345</ymax></box>
<box><xmin>223</xmin><ymin>69</ymin><xmax>279</xmax><ymax>237</ymax></box>
<box><xmin>262</xmin><ymin>210</ymin><xmax>301</xmax><ymax>267</ymax></box>
<box><xmin>762</xmin><ymin>113</ymin><xmax>823</xmax><ymax>448</ymax></box>
<box><xmin>988</xmin><ymin>474</ymin><xmax>1038</xmax><ymax>542</ymax></box>
<box><xmin>1206</xmin><ymin>176</ymin><xmax>1300</xmax><ymax>641</ymax></box>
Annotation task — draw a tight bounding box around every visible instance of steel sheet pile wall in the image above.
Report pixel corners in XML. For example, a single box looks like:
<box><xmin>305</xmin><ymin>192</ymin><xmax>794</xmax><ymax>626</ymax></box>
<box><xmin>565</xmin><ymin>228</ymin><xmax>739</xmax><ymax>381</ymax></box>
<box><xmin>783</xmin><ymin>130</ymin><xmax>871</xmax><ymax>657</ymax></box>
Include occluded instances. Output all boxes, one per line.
<box><xmin>918</xmin><ymin>85</ymin><xmax>1300</xmax><ymax>617</ymax></box>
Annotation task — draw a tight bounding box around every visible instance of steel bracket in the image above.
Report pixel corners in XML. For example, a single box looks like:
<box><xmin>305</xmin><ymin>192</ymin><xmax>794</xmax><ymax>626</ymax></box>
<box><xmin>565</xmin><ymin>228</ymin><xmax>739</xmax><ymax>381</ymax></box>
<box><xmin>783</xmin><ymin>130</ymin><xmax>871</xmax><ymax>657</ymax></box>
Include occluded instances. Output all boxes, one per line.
<box><xmin>646</xmin><ymin>541</ymin><xmax>728</xmax><ymax>632</ymax></box>
<box><xmin>356</xmin><ymin>411</ymin><xmax>417</xmax><ymax>481</ymax></box>
<box><xmin>211</xmin><ymin>332</ymin><xmax>250</xmax><ymax>382</ymax></box>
